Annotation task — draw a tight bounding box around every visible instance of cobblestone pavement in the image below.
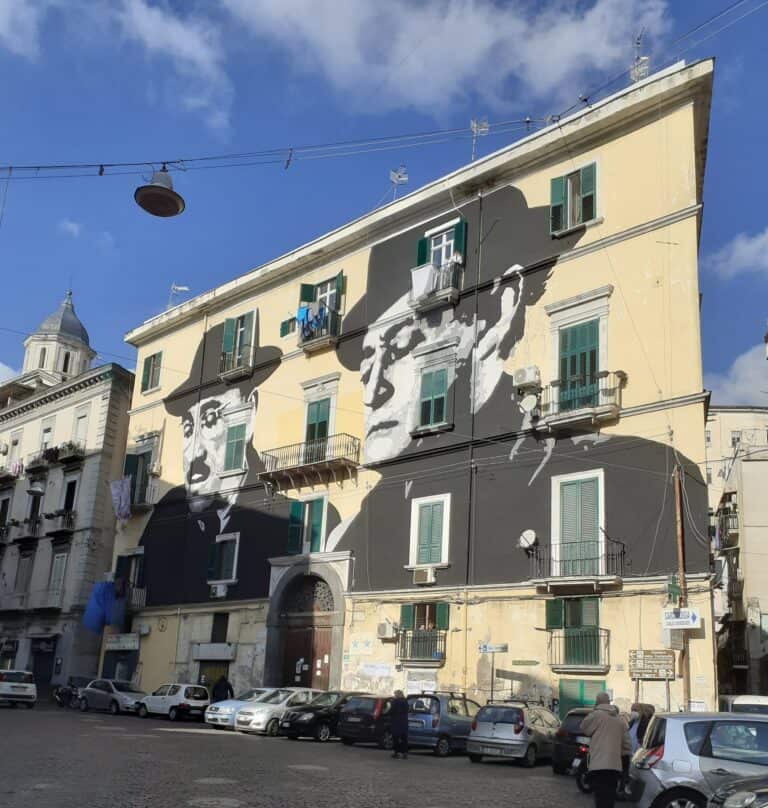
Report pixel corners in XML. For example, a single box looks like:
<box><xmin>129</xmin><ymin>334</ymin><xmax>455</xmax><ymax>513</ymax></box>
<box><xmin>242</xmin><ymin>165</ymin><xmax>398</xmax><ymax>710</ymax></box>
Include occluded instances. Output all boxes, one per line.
<box><xmin>0</xmin><ymin>704</ymin><xmax>590</xmax><ymax>808</ymax></box>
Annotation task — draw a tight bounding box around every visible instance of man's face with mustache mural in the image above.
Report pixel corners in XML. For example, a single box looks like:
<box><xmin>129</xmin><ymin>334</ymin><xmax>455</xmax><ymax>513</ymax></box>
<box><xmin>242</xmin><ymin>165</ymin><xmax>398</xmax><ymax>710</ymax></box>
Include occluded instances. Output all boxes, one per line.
<box><xmin>180</xmin><ymin>388</ymin><xmax>253</xmax><ymax>511</ymax></box>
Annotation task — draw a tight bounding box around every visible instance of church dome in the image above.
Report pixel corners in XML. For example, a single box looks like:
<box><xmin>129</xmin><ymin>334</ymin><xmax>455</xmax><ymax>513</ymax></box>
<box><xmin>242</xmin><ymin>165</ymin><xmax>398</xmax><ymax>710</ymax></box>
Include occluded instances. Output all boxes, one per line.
<box><xmin>35</xmin><ymin>291</ymin><xmax>90</xmax><ymax>346</ymax></box>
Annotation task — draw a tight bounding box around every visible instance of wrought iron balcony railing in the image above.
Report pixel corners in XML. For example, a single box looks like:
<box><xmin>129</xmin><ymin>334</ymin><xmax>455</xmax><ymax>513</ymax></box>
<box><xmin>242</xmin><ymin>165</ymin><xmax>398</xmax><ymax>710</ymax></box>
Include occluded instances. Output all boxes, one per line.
<box><xmin>409</xmin><ymin>261</ymin><xmax>462</xmax><ymax>310</ymax></box>
<box><xmin>548</xmin><ymin>628</ymin><xmax>610</xmax><ymax>671</ymax></box>
<box><xmin>45</xmin><ymin>510</ymin><xmax>76</xmax><ymax>535</ymax></box>
<box><xmin>396</xmin><ymin>629</ymin><xmax>447</xmax><ymax>664</ymax></box>
<box><xmin>298</xmin><ymin>310</ymin><xmax>341</xmax><ymax>352</ymax></box>
<box><xmin>0</xmin><ymin>464</ymin><xmax>22</xmax><ymax>483</ymax></box>
<box><xmin>57</xmin><ymin>441</ymin><xmax>85</xmax><ymax>463</ymax></box>
<box><xmin>531</xmin><ymin>544</ymin><xmax>625</xmax><ymax>581</ymax></box>
<box><xmin>538</xmin><ymin>371</ymin><xmax>626</xmax><ymax>425</ymax></box>
<box><xmin>219</xmin><ymin>345</ymin><xmax>254</xmax><ymax>380</ymax></box>
<box><xmin>10</xmin><ymin>517</ymin><xmax>43</xmax><ymax>540</ymax></box>
<box><xmin>261</xmin><ymin>433</ymin><xmax>360</xmax><ymax>482</ymax></box>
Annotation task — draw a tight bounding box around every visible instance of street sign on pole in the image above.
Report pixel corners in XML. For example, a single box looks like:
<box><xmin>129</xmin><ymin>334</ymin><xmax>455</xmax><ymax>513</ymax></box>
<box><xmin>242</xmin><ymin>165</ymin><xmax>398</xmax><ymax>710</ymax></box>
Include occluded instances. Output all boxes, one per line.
<box><xmin>629</xmin><ymin>649</ymin><xmax>675</xmax><ymax>680</ymax></box>
<box><xmin>661</xmin><ymin>608</ymin><xmax>701</xmax><ymax>630</ymax></box>
<box><xmin>478</xmin><ymin>643</ymin><xmax>509</xmax><ymax>654</ymax></box>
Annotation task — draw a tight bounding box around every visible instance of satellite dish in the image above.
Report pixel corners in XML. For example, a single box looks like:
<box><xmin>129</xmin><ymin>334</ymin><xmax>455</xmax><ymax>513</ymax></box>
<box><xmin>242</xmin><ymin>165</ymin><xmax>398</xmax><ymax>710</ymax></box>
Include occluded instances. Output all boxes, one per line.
<box><xmin>519</xmin><ymin>529</ymin><xmax>537</xmax><ymax>550</ymax></box>
<box><xmin>520</xmin><ymin>394</ymin><xmax>538</xmax><ymax>414</ymax></box>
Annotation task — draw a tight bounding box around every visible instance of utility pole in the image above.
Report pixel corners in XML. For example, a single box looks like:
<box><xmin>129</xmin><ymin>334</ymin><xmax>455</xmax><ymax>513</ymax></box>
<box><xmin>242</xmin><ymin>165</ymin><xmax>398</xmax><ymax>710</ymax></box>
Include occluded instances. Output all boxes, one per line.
<box><xmin>673</xmin><ymin>465</ymin><xmax>691</xmax><ymax>710</ymax></box>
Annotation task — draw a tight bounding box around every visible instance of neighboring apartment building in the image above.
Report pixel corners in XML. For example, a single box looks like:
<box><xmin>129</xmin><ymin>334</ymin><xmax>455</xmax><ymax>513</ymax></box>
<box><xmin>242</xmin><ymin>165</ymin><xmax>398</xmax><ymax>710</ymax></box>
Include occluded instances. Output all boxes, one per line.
<box><xmin>109</xmin><ymin>59</ymin><xmax>715</xmax><ymax>714</ymax></box>
<box><xmin>708</xmin><ymin>405</ymin><xmax>768</xmax><ymax>694</ymax></box>
<box><xmin>0</xmin><ymin>293</ymin><xmax>132</xmax><ymax>686</ymax></box>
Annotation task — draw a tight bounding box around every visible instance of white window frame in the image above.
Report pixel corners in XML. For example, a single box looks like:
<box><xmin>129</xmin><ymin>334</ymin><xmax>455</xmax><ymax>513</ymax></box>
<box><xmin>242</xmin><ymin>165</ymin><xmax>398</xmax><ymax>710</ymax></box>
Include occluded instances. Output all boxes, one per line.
<box><xmin>208</xmin><ymin>532</ymin><xmax>240</xmax><ymax>584</ymax></box>
<box><xmin>219</xmin><ymin>404</ymin><xmax>251</xmax><ymax>478</ymax></box>
<box><xmin>301</xmin><ymin>373</ymin><xmax>340</xmax><ymax>441</ymax></box>
<box><xmin>429</xmin><ymin>229</ymin><xmax>455</xmax><ymax>269</ymax></box>
<box><xmin>223</xmin><ymin>423</ymin><xmax>247</xmax><ymax>474</ymax></box>
<box><xmin>315</xmin><ymin>278</ymin><xmax>339</xmax><ymax>313</ymax></box>
<box><xmin>142</xmin><ymin>352</ymin><xmax>162</xmax><ymax>394</ymax></box>
<box><xmin>73</xmin><ymin>405</ymin><xmax>90</xmax><ymax>445</ymax></box>
<box><xmin>408</xmin><ymin>493</ymin><xmax>451</xmax><ymax>569</ymax></box>
<box><xmin>552</xmin><ymin>159</ymin><xmax>603</xmax><ymax>237</ymax></box>
<box><xmin>411</xmin><ymin>339</ymin><xmax>458</xmax><ymax>435</ymax></box>
<box><xmin>550</xmin><ymin>468</ymin><xmax>605</xmax><ymax>576</ymax></box>
<box><xmin>298</xmin><ymin>493</ymin><xmax>328</xmax><ymax>555</ymax></box>
<box><xmin>61</xmin><ymin>473</ymin><xmax>79</xmax><ymax>511</ymax></box>
<box><xmin>49</xmin><ymin>550</ymin><xmax>68</xmax><ymax>592</ymax></box>
<box><xmin>40</xmin><ymin>417</ymin><xmax>55</xmax><ymax>451</ymax></box>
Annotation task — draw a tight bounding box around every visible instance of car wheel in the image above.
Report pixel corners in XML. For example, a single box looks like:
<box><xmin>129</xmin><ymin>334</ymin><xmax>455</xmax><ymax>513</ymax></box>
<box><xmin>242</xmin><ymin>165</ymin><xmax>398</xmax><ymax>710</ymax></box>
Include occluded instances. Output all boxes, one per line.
<box><xmin>434</xmin><ymin>735</ymin><xmax>452</xmax><ymax>757</ymax></box>
<box><xmin>79</xmin><ymin>698</ymin><xmax>88</xmax><ymax>712</ymax></box>
<box><xmin>341</xmin><ymin>738</ymin><xmax>354</xmax><ymax>746</ymax></box>
<box><xmin>469</xmin><ymin>754</ymin><xmax>483</xmax><ymax>764</ymax></box>
<box><xmin>109</xmin><ymin>700</ymin><xmax>120</xmax><ymax>716</ymax></box>
<box><xmin>266</xmin><ymin>719</ymin><xmax>280</xmax><ymax>737</ymax></box>
<box><xmin>523</xmin><ymin>744</ymin><xmax>537</xmax><ymax>768</ymax></box>
<box><xmin>651</xmin><ymin>790</ymin><xmax>706</xmax><ymax>808</ymax></box>
<box><xmin>316</xmin><ymin>723</ymin><xmax>332</xmax><ymax>743</ymax></box>
<box><xmin>379</xmin><ymin>730</ymin><xmax>394</xmax><ymax>750</ymax></box>
<box><xmin>168</xmin><ymin>707</ymin><xmax>179</xmax><ymax>722</ymax></box>
<box><xmin>138</xmin><ymin>704</ymin><xmax>148</xmax><ymax>718</ymax></box>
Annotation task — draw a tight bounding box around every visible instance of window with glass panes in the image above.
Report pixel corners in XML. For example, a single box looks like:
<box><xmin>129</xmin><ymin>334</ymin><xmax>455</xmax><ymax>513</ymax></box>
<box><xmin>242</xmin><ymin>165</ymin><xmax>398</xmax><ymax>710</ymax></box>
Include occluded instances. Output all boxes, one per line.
<box><xmin>315</xmin><ymin>278</ymin><xmax>338</xmax><ymax>312</ymax></box>
<box><xmin>420</xmin><ymin>368</ymin><xmax>448</xmax><ymax>427</ymax></box>
<box><xmin>550</xmin><ymin>163</ymin><xmax>596</xmax><ymax>234</ymax></box>
<box><xmin>430</xmin><ymin>229</ymin><xmax>454</xmax><ymax>267</ymax></box>
<box><xmin>224</xmin><ymin>424</ymin><xmax>247</xmax><ymax>471</ymax></box>
<box><xmin>207</xmin><ymin>535</ymin><xmax>238</xmax><ymax>581</ymax></box>
<box><xmin>287</xmin><ymin>498</ymin><xmax>325</xmax><ymax>554</ymax></box>
<box><xmin>141</xmin><ymin>352</ymin><xmax>162</xmax><ymax>392</ymax></box>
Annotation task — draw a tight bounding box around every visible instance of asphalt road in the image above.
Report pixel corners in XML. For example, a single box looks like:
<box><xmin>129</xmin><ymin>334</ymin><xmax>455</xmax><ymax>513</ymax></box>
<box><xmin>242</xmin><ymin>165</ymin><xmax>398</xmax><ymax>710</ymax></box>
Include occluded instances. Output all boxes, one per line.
<box><xmin>0</xmin><ymin>703</ymin><xmax>589</xmax><ymax>808</ymax></box>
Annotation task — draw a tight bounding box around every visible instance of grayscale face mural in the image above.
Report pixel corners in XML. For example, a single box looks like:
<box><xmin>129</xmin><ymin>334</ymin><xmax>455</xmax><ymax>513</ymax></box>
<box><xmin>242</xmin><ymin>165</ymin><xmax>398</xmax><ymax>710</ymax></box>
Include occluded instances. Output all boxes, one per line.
<box><xmin>180</xmin><ymin>388</ymin><xmax>255</xmax><ymax>511</ymax></box>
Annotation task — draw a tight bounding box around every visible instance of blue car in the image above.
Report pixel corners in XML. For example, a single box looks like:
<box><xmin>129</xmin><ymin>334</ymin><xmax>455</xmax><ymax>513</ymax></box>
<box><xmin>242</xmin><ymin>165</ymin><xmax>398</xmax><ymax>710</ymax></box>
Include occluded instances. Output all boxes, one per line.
<box><xmin>204</xmin><ymin>687</ymin><xmax>270</xmax><ymax>729</ymax></box>
<box><xmin>407</xmin><ymin>692</ymin><xmax>482</xmax><ymax>756</ymax></box>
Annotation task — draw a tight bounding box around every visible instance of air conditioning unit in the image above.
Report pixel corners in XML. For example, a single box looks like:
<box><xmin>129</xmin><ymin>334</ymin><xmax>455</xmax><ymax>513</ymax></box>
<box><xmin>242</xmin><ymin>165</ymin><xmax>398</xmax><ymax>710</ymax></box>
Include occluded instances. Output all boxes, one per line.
<box><xmin>209</xmin><ymin>583</ymin><xmax>228</xmax><ymax>599</ymax></box>
<box><xmin>513</xmin><ymin>365</ymin><xmax>541</xmax><ymax>389</ymax></box>
<box><xmin>377</xmin><ymin>622</ymin><xmax>396</xmax><ymax>640</ymax></box>
<box><xmin>413</xmin><ymin>567</ymin><xmax>436</xmax><ymax>586</ymax></box>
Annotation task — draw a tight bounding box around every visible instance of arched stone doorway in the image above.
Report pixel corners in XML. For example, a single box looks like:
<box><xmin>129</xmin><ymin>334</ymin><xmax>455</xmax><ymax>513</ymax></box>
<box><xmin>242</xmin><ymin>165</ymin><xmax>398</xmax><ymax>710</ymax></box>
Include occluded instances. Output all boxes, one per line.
<box><xmin>264</xmin><ymin>567</ymin><xmax>345</xmax><ymax>690</ymax></box>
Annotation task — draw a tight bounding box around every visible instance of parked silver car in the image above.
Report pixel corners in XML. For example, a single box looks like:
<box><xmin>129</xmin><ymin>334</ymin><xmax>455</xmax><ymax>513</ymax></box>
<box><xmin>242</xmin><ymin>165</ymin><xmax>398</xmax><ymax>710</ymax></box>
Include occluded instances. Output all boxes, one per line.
<box><xmin>79</xmin><ymin>679</ymin><xmax>147</xmax><ymax>715</ymax></box>
<box><xmin>630</xmin><ymin>712</ymin><xmax>768</xmax><ymax>808</ymax></box>
<box><xmin>466</xmin><ymin>702</ymin><xmax>560</xmax><ymax>767</ymax></box>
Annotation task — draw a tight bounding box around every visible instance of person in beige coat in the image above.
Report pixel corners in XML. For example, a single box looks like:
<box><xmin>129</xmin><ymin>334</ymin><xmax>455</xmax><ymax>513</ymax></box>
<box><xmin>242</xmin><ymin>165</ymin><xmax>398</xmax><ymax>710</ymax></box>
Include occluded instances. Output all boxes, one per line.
<box><xmin>580</xmin><ymin>692</ymin><xmax>632</xmax><ymax>808</ymax></box>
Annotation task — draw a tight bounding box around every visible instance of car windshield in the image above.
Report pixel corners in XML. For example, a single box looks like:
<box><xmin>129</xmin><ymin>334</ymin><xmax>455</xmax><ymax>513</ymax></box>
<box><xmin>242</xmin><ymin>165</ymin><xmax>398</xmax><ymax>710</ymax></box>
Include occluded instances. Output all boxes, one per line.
<box><xmin>309</xmin><ymin>692</ymin><xmax>340</xmax><ymax>707</ymax></box>
<box><xmin>0</xmin><ymin>671</ymin><xmax>34</xmax><ymax>683</ymax></box>
<box><xmin>477</xmin><ymin>706</ymin><xmax>524</xmax><ymax>725</ymax></box>
<box><xmin>562</xmin><ymin>713</ymin><xmax>587</xmax><ymax>733</ymax></box>
<box><xmin>113</xmin><ymin>681</ymin><xmax>145</xmax><ymax>694</ymax></box>
<box><xmin>734</xmin><ymin>704</ymin><xmax>768</xmax><ymax>715</ymax></box>
<box><xmin>185</xmin><ymin>687</ymin><xmax>209</xmax><ymax>700</ymax></box>
<box><xmin>235</xmin><ymin>689</ymin><xmax>266</xmax><ymax>702</ymax></box>
<box><xmin>260</xmin><ymin>689</ymin><xmax>293</xmax><ymax>705</ymax></box>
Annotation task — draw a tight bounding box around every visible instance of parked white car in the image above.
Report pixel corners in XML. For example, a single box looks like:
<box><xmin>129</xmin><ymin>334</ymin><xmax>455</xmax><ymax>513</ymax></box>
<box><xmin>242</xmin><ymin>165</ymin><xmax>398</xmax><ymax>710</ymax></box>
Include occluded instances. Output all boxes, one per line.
<box><xmin>205</xmin><ymin>688</ymin><xmax>270</xmax><ymax>729</ymax></box>
<box><xmin>0</xmin><ymin>670</ymin><xmax>36</xmax><ymax>708</ymax></box>
<box><xmin>79</xmin><ymin>679</ymin><xmax>147</xmax><ymax>714</ymax></box>
<box><xmin>138</xmin><ymin>683</ymin><xmax>209</xmax><ymax>721</ymax></box>
<box><xmin>235</xmin><ymin>688</ymin><xmax>320</xmax><ymax>736</ymax></box>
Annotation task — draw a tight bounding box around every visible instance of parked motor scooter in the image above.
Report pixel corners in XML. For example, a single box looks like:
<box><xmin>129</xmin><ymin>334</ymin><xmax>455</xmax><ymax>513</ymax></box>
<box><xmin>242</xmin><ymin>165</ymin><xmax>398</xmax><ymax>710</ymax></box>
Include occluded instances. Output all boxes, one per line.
<box><xmin>53</xmin><ymin>682</ymin><xmax>74</xmax><ymax>708</ymax></box>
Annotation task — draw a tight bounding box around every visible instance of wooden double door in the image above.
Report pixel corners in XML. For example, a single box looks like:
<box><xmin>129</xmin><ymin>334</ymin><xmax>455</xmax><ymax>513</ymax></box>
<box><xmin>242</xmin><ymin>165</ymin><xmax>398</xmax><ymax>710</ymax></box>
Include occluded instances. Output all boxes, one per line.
<box><xmin>281</xmin><ymin>627</ymin><xmax>331</xmax><ymax>691</ymax></box>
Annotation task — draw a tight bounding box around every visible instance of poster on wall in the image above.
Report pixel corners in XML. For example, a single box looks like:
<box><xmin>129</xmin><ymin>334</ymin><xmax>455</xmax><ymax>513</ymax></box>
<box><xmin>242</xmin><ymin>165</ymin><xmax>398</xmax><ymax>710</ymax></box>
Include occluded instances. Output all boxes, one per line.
<box><xmin>406</xmin><ymin>669</ymin><xmax>437</xmax><ymax>694</ymax></box>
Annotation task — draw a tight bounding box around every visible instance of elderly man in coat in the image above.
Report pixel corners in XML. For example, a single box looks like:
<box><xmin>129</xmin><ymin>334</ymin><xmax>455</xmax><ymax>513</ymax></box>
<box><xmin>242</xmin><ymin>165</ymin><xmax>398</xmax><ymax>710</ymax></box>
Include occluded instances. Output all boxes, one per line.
<box><xmin>580</xmin><ymin>692</ymin><xmax>632</xmax><ymax>808</ymax></box>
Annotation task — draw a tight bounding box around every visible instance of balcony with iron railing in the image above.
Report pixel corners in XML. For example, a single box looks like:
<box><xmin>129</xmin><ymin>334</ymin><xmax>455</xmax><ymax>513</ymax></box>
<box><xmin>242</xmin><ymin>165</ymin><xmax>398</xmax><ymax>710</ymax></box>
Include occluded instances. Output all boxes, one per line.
<box><xmin>396</xmin><ymin>629</ymin><xmax>447</xmax><ymax>667</ymax></box>
<box><xmin>25</xmin><ymin>450</ymin><xmax>53</xmax><ymax>473</ymax></box>
<box><xmin>531</xmin><ymin>542</ymin><xmax>625</xmax><ymax>590</ymax></box>
<box><xmin>298</xmin><ymin>310</ymin><xmax>341</xmax><ymax>354</ymax></box>
<box><xmin>9</xmin><ymin>517</ymin><xmax>43</xmax><ymax>541</ymax></box>
<box><xmin>408</xmin><ymin>261</ymin><xmax>462</xmax><ymax>312</ymax></box>
<box><xmin>45</xmin><ymin>510</ymin><xmax>76</xmax><ymax>537</ymax></box>
<box><xmin>218</xmin><ymin>344</ymin><xmax>254</xmax><ymax>382</ymax></box>
<box><xmin>548</xmin><ymin>628</ymin><xmax>610</xmax><ymax>674</ymax></box>
<box><xmin>718</xmin><ymin>511</ymin><xmax>739</xmax><ymax>547</ymax></box>
<box><xmin>260</xmin><ymin>433</ymin><xmax>361</xmax><ymax>487</ymax></box>
<box><xmin>57</xmin><ymin>441</ymin><xmax>85</xmax><ymax>465</ymax></box>
<box><xmin>538</xmin><ymin>371</ymin><xmax>626</xmax><ymax>430</ymax></box>
<box><xmin>0</xmin><ymin>463</ymin><xmax>22</xmax><ymax>484</ymax></box>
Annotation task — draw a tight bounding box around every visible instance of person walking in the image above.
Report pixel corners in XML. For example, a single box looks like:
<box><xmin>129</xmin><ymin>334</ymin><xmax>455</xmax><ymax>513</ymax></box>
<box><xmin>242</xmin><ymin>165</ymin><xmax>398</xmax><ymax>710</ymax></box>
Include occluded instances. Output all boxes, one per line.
<box><xmin>580</xmin><ymin>692</ymin><xmax>631</xmax><ymax>808</ymax></box>
<box><xmin>390</xmin><ymin>690</ymin><xmax>409</xmax><ymax>759</ymax></box>
<box><xmin>211</xmin><ymin>674</ymin><xmax>234</xmax><ymax>704</ymax></box>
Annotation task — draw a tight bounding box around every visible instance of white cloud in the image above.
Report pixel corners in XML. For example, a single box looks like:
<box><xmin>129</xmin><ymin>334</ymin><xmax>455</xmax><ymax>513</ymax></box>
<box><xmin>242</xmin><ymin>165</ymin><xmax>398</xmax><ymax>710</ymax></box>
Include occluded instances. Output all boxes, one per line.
<box><xmin>705</xmin><ymin>344</ymin><xmax>768</xmax><ymax>406</ymax></box>
<box><xmin>0</xmin><ymin>361</ymin><xmax>16</xmax><ymax>382</ymax></box>
<box><xmin>0</xmin><ymin>0</ymin><xmax>50</xmax><ymax>58</ymax></box>
<box><xmin>219</xmin><ymin>0</ymin><xmax>670</xmax><ymax>113</ymax></box>
<box><xmin>57</xmin><ymin>217</ymin><xmax>82</xmax><ymax>238</ymax></box>
<box><xmin>706</xmin><ymin>227</ymin><xmax>768</xmax><ymax>279</ymax></box>
<box><xmin>116</xmin><ymin>0</ymin><xmax>232</xmax><ymax>131</ymax></box>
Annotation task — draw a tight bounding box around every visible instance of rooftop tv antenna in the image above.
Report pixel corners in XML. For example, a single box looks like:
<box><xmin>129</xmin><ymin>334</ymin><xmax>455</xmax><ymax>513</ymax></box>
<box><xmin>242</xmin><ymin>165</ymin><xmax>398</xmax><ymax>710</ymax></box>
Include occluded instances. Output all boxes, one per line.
<box><xmin>630</xmin><ymin>28</ymin><xmax>650</xmax><ymax>83</ymax></box>
<box><xmin>167</xmin><ymin>282</ymin><xmax>190</xmax><ymax>309</ymax></box>
<box><xmin>389</xmin><ymin>164</ymin><xmax>408</xmax><ymax>200</ymax></box>
<box><xmin>470</xmin><ymin>117</ymin><xmax>490</xmax><ymax>161</ymax></box>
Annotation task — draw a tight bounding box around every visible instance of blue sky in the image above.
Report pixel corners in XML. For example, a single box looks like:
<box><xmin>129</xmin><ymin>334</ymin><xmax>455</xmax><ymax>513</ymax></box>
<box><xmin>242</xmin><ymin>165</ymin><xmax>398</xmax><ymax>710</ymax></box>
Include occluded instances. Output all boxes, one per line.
<box><xmin>0</xmin><ymin>0</ymin><xmax>766</xmax><ymax>404</ymax></box>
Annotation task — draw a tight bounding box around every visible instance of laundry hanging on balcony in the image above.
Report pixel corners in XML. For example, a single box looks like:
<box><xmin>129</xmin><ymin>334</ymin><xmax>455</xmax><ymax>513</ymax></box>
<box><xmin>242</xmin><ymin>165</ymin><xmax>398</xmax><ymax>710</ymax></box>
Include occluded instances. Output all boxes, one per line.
<box><xmin>411</xmin><ymin>263</ymin><xmax>437</xmax><ymax>299</ymax></box>
<box><xmin>296</xmin><ymin>301</ymin><xmax>328</xmax><ymax>340</ymax></box>
<box><xmin>110</xmin><ymin>476</ymin><xmax>131</xmax><ymax>521</ymax></box>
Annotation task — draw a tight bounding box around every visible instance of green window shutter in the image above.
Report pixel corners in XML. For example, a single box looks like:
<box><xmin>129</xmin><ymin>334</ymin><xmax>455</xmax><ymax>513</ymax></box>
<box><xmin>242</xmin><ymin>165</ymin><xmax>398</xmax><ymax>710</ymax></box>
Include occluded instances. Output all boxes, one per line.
<box><xmin>417</xmin><ymin>237</ymin><xmax>429</xmax><ymax>266</ymax></box>
<box><xmin>580</xmin><ymin>478</ymin><xmax>599</xmax><ymax>545</ymax></box>
<box><xmin>400</xmin><ymin>603</ymin><xmax>415</xmax><ymax>630</ymax></box>
<box><xmin>140</xmin><ymin>356</ymin><xmax>151</xmax><ymax>392</ymax></box>
<box><xmin>417</xmin><ymin>503</ymin><xmax>434</xmax><ymax>564</ymax></box>
<box><xmin>579</xmin><ymin>163</ymin><xmax>596</xmax><ymax>223</ymax></box>
<box><xmin>558</xmin><ymin>320</ymin><xmax>599</xmax><ymax>411</ymax></box>
<box><xmin>280</xmin><ymin>319</ymin><xmax>291</xmax><ymax>338</ymax></box>
<box><xmin>241</xmin><ymin>311</ymin><xmax>254</xmax><ymax>357</ymax></box>
<box><xmin>335</xmin><ymin>271</ymin><xmax>344</xmax><ymax>304</ymax></box>
<box><xmin>558</xmin><ymin>679</ymin><xmax>581</xmax><ymax>718</ymax></box>
<box><xmin>453</xmin><ymin>220</ymin><xmax>467</xmax><ymax>259</ymax></box>
<box><xmin>221</xmin><ymin>318</ymin><xmax>236</xmax><ymax>355</ymax></box>
<box><xmin>560</xmin><ymin>481</ymin><xmax>581</xmax><ymax>545</ymax></box>
<box><xmin>420</xmin><ymin>371</ymin><xmax>434</xmax><ymax>426</ymax></box>
<box><xmin>550</xmin><ymin>175</ymin><xmax>567</xmax><ymax>234</ymax></box>
<box><xmin>435</xmin><ymin>601</ymin><xmax>450</xmax><ymax>630</ymax></box>
<box><xmin>429</xmin><ymin>502</ymin><xmax>444</xmax><ymax>563</ymax></box>
<box><xmin>299</xmin><ymin>283</ymin><xmax>315</xmax><ymax>304</ymax></box>
<box><xmin>580</xmin><ymin>597</ymin><xmax>599</xmax><ymax>627</ymax></box>
<box><xmin>220</xmin><ymin>540</ymin><xmax>236</xmax><ymax>580</ymax></box>
<box><xmin>152</xmin><ymin>352</ymin><xmax>162</xmax><ymax>388</ymax></box>
<box><xmin>546</xmin><ymin>599</ymin><xmax>564</xmax><ymax>630</ymax></box>
<box><xmin>123</xmin><ymin>454</ymin><xmax>139</xmax><ymax>503</ymax></box>
<box><xmin>306</xmin><ymin>398</ymin><xmax>330</xmax><ymax>443</ymax></box>
<box><xmin>287</xmin><ymin>501</ymin><xmax>304</xmax><ymax>554</ymax></box>
<box><xmin>308</xmin><ymin>498</ymin><xmax>324</xmax><ymax>553</ymax></box>
<box><xmin>207</xmin><ymin>542</ymin><xmax>219</xmax><ymax>580</ymax></box>
<box><xmin>433</xmin><ymin>368</ymin><xmax>447</xmax><ymax>424</ymax></box>
<box><xmin>224</xmin><ymin>424</ymin><xmax>246</xmax><ymax>471</ymax></box>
